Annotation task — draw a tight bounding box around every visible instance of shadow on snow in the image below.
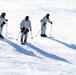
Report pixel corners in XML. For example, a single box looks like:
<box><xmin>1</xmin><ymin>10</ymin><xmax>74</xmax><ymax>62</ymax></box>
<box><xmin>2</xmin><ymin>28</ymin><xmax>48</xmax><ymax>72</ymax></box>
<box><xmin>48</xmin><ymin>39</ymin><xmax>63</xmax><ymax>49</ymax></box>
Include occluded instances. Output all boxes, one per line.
<box><xmin>48</xmin><ymin>38</ymin><xmax>76</xmax><ymax>50</ymax></box>
<box><xmin>3</xmin><ymin>39</ymin><xmax>71</xmax><ymax>63</ymax></box>
<box><xmin>3</xmin><ymin>39</ymin><xmax>41</xmax><ymax>59</ymax></box>
<box><xmin>26</xmin><ymin>42</ymin><xmax>71</xmax><ymax>64</ymax></box>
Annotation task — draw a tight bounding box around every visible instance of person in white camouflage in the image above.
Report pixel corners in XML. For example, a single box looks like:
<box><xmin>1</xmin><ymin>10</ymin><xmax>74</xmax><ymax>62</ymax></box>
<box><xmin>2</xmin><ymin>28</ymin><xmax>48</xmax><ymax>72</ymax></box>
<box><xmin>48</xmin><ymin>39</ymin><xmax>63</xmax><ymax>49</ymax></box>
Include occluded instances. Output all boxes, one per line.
<box><xmin>0</xmin><ymin>12</ymin><xmax>8</xmax><ymax>39</ymax></box>
<box><xmin>20</xmin><ymin>16</ymin><xmax>32</xmax><ymax>44</ymax></box>
<box><xmin>40</xmin><ymin>13</ymin><xmax>52</xmax><ymax>37</ymax></box>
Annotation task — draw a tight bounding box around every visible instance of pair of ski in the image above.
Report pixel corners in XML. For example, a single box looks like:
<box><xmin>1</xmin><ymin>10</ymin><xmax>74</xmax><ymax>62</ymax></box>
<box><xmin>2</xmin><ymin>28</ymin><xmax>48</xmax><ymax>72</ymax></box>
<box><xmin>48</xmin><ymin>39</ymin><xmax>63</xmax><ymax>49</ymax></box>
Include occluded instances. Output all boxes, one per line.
<box><xmin>21</xmin><ymin>42</ymin><xmax>26</xmax><ymax>45</ymax></box>
<box><xmin>40</xmin><ymin>36</ymin><xmax>54</xmax><ymax>39</ymax></box>
<box><xmin>20</xmin><ymin>36</ymin><xmax>54</xmax><ymax>45</ymax></box>
<box><xmin>46</xmin><ymin>36</ymin><xmax>54</xmax><ymax>38</ymax></box>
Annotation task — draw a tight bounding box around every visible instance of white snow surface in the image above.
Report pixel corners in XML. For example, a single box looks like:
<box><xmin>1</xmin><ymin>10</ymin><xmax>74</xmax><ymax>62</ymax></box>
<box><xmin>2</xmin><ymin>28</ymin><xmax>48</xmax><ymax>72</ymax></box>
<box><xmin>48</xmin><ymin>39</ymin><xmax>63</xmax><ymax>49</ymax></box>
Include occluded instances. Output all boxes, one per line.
<box><xmin>0</xmin><ymin>0</ymin><xmax>76</xmax><ymax>75</ymax></box>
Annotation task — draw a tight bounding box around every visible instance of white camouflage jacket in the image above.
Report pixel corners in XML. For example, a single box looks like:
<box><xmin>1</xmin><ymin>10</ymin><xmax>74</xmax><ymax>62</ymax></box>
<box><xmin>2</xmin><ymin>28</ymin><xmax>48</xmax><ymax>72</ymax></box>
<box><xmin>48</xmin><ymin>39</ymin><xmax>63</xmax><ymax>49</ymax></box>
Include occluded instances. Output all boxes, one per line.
<box><xmin>0</xmin><ymin>16</ymin><xmax>7</xmax><ymax>27</ymax></box>
<box><xmin>41</xmin><ymin>16</ymin><xmax>51</xmax><ymax>25</ymax></box>
<box><xmin>20</xmin><ymin>19</ymin><xmax>31</xmax><ymax>30</ymax></box>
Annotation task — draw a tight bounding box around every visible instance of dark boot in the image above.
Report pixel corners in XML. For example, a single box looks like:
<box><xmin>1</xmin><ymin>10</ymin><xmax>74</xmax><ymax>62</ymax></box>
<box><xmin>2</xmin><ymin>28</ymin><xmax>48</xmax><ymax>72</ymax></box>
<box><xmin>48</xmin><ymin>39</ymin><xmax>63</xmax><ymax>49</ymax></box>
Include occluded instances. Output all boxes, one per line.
<box><xmin>21</xmin><ymin>38</ymin><xmax>23</xmax><ymax>44</ymax></box>
<box><xmin>41</xmin><ymin>34</ymin><xmax>47</xmax><ymax>37</ymax></box>
<box><xmin>21</xmin><ymin>40</ymin><xmax>25</xmax><ymax>44</ymax></box>
<box><xmin>0</xmin><ymin>34</ymin><xmax>4</xmax><ymax>39</ymax></box>
<box><xmin>41</xmin><ymin>34</ymin><xmax>44</xmax><ymax>37</ymax></box>
<box><xmin>44</xmin><ymin>34</ymin><xmax>47</xmax><ymax>37</ymax></box>
<box><xmin>24</xmin><ymin>39</ymin><xmax>26</xmax><ymax>43</ymax></box>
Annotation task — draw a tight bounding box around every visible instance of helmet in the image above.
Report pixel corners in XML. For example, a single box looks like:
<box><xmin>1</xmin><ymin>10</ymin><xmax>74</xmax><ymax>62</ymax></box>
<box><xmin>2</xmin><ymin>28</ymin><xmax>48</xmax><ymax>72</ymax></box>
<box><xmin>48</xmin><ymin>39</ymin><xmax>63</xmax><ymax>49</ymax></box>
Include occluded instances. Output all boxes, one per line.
<box><xmin>46</xmin><ymin>13</ymin><xmax>50</xmax><ymax>16</ymax></box>
<box><xmin>1</xmin><ymin>12</ymin><xmax>6</xmax><ymax>16</ymax></box>
<box><xmin>25</xmin><ymin>16</ymin><xmax>29</xmax><ymax>21</ymax></box>
<box><xmin>1</xmin><ymin>12</ymin><xmax>6</xmax><ymax>18</ymax></box>
<box><xmin>25</xmin><ymin>16</ymin><xmax>29</xmax><ymax>19</ymax></box>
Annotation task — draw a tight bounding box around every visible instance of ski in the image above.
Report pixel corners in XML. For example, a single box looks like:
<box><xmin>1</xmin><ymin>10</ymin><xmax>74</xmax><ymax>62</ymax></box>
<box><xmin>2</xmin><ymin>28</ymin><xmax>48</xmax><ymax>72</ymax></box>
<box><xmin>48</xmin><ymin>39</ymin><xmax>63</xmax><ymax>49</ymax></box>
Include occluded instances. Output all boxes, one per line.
<box><xmin>21</xmin><ymin>42</ymin><xmax>27</xmax><ymax>45</ymax></box>
<box><xmin>48</xmin><ymin>36</ymin><xmax>54</xmax><ymax>38</ymax></box>
<box><xmin>4</xmin><ymin>37</ymin><xmax>14</xmax><ymax>39</ymax></box>
<box><xmin>0</xmin><ymin>37</ymin><xmax>4</xmax><ymax>40</ymax></box>
<box><xmin>21</xmin><ymin>42</ymin><xmax>25</xmax><ymax>44</ymax></box>
<box><xmin>41</xmin><ymin>36</ymin><xmax>54</xmax><ymax>38</ymax></box>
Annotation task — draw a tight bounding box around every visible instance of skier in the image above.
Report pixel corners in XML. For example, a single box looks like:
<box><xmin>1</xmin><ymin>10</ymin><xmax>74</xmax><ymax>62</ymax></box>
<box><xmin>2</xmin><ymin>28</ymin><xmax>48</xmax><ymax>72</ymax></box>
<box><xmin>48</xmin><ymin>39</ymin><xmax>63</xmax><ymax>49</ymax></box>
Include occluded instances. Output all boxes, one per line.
<box><xmin>20</xmin><ymin>16</ymin><xmax>32</xmax><ymax>44</ymax></box>
<box><xmin>40</xmin><ymin>13</ymin><xmax>52</xmax><ymax>37</ymax></box>
<box><xmin>0</xmin><ymin>12</ymin><xmax>8</xmax><ymax>39</ymax></box>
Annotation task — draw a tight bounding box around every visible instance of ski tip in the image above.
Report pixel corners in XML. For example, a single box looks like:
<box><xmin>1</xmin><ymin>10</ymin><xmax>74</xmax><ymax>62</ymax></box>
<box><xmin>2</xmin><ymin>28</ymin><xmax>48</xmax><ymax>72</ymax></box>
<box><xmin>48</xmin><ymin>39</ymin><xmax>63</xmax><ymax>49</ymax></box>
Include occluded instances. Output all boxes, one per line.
<box><xmin>50</xmin><ymin>36</ymin><xmax>54</xmax><ymax>38</ymax></box>
<box><xmin>46</xmin><ymin>36</ymin><xmax>54</xmax><ymax>39</ymax></box>
<box><xmin>0</xmin><ymin>37</ymin><xmax>4</xmax><ymax>39</ymax></box>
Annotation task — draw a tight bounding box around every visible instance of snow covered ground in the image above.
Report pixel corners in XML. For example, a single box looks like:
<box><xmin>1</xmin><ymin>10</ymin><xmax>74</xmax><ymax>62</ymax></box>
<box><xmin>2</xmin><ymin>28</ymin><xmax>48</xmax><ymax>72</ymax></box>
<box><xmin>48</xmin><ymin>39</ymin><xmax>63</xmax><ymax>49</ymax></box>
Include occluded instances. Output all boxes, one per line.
<box><xmin>0</xmin><ymin>0</ymin><xmax>76</xmax><ymax>75</ymax></box>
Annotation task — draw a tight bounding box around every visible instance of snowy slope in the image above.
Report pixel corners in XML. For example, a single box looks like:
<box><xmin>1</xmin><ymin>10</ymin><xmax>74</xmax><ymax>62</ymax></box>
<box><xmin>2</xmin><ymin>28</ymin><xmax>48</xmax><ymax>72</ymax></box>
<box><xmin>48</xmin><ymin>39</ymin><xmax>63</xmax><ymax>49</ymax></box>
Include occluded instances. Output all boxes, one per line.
<box><xmin>0</xmin><ymin>0</ymin><xmax>76</xmax><ymax>75</ymax></box>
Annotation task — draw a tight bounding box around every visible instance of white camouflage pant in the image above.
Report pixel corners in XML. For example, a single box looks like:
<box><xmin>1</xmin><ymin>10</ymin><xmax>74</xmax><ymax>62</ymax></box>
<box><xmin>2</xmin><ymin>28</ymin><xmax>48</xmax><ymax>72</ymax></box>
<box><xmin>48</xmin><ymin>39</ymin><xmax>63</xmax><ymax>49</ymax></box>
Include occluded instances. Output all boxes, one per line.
<box><xmin>41</xmin><ymin>24</ymin><xmax>46</xmax><ymax>34</ymax></box>
<box><xmin>20</xmin><ymin>32</ymin><xmax>28</xmax><ymax>41</ymax></box>
<box><xmin>0</xmin><ymin>27</ymin><xmax>3</xmax><ymax>34</ymax></box>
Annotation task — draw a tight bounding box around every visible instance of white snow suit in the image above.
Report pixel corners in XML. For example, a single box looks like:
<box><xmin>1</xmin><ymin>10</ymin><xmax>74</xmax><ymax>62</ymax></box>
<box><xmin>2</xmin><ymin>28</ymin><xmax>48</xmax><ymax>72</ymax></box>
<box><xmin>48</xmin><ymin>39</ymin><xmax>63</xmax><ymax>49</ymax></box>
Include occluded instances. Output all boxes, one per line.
<box><xmin>0</xmin><ymin>16</ymin><xmax>7</xmax><ymax>34</ymax></box>
<box><xmin>20</xmin><ymin>19</ymin><xmax>31</xmax><ymax>42</ymax></box>
<box><xmin>41</xmin><ymin>16</ymin><xmax>51</xmax><ymax>35</ymax></box>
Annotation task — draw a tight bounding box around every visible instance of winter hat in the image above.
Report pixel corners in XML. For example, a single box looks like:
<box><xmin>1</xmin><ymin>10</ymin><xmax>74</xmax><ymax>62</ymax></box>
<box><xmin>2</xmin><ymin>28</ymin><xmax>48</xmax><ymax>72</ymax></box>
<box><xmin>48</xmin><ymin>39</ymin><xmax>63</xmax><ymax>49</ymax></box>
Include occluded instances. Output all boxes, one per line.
<box><xmin>46</xmin><ymin>13</ymin><xmax>50</xmax><ymax>16</ymax></box>
<box><xmin>1</xmin><ymin>12</ymin><xmax>6</xmax><ymax>16</ymax></box>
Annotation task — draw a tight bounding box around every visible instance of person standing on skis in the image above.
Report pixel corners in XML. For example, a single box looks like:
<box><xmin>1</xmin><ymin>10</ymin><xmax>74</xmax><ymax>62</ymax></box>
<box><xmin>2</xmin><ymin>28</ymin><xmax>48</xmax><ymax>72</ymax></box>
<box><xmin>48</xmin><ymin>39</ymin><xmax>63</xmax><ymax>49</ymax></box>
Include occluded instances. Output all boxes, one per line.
<box><xmin>40</xmin><ymin>13</ymin><xmax>52</xmax><ymax>37</ymax></box>
<box><xmin>0</xmin><ymin>12</ymin><xmax>8</xmax><ymax>39</ymax></box>
<box><xmin>20</xmin><ymin>16</ymin><xmax>32</xmax><ymax>44</ymax></box>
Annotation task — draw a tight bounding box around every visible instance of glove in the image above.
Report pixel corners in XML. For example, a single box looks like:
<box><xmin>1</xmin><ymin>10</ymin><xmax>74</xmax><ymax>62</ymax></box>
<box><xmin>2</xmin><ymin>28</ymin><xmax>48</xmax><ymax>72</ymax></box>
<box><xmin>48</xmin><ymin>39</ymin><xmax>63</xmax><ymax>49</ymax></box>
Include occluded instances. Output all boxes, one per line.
<box><xmin>24</xmin><ymin>29</ymin><xmax>29</xmax><ymax>34</ymax></box>
<box><xmin>3</xmin><ymin>21</ymin><xmax>6</xmax><ymax>24</ymax></box>
<box><xmin>21</xmin><ymin>28</ymin><xmax>23</xmax><ymax>32</ymax></box>
<box><xmin>40</xmin><ymin>19</ymin><xmax>42</xmax><ymax>22</ymax></box>
<box><xmin>1</xmin><ymin>22</ymin><xmax>6</xmax><ymax>27</ymax></box>
<box><xmin>30</xmin><ymin>29</ymin><xmax>31</xmax><ymax>31</ymax></box>
<box><xmin>6</xmin><ymin>19</ymin><xmax>8</xmax><ymax>21</ymax></box>
<box><xmin>21</xmin><ymin>27</ymin><xmax>25</xmax><ymax>32</ymax></box>
<box><xmin>43</xmin><ymin>23</ymin><xmax>46</xmax><ymax>26</ymax></box>
<box><xmin>50</xmin><ymin>21</ymin><xmax>52</xmax><ymax>24</ymax></box>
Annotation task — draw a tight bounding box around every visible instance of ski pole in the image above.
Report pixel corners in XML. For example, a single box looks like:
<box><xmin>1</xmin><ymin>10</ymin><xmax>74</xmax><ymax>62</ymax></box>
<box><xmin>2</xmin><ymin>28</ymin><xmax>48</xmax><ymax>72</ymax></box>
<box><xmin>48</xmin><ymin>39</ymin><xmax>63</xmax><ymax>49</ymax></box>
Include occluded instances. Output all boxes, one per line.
<box><xmin>50</xmin><ymin>23</ymin><xmax>53</xmax><ymax>38</ymax></box>
<box><xmin>6</xmin><ymin>22</ymin><xmax>8</xmax><ymax>36</ymax></box>
<box><xmin>16</xmin><ymin>31</ymin><xmax>21</xmax><ymax>41</ymax></box>
<box><xmin>35</xmin><ymin>25</ymin><xmax>44</xmax><ymax>37</ymax></box>
<box><xmin>35</xmin><ymin>29</ymin><xmax>41</xmax><ymax>37</ymax></box>
<box><xmin>50</xmin><ymin>23</ymin><xmax>52</xmax><ymax>37</ymax></box>
<box><xmin>30</xmin><ymin>30</ymin><xmax>33</xmax><ymax>39</ymax></box>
